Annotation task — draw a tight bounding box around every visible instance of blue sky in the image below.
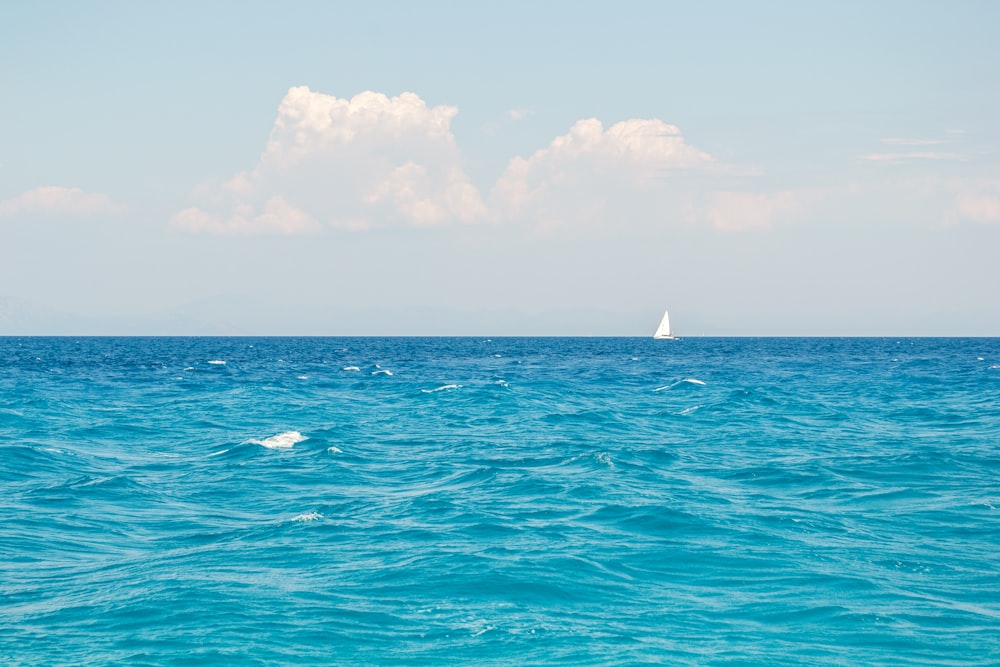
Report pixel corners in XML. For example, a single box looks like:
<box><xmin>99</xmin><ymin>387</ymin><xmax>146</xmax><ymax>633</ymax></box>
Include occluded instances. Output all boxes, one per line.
<box><xmin>2</xmin><ymin>1</ymin><xmax>998</xmax><ymax>334</ymax></box>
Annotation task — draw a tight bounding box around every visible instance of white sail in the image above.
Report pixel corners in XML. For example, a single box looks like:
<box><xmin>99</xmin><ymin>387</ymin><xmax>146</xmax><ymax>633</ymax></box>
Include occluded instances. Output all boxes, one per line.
<box><xmin>653</xmin><ymin>310</ymin><xmax>676</xmax><ymax>340</ymax></box>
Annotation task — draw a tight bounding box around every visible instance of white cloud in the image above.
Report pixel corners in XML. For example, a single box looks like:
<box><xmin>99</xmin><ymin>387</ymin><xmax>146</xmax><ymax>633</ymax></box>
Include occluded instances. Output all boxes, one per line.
<box><xmin>863</xmin><ymin>133</ymin><xmax>968</xmax><ymax>163</ymax></box>
<box><xmin>171</xmin><ymin>196</ymin><xmax>321</xmax><ymax>235</ymax></box>
<box><xmin>175</xmin><ymin>87</ymin><xmax>801</xmax><ymax>236</ymax></box>
<box><xmin>507</xmin><ymin>108</ymin><xmax>533</xmax><ymax>121</ymax></box>
<box><xmin>492</xmin><ymin>117</ymin><xmax>713</xmax><ymax>229</ymax></box>
<box><xmin>955</xmin><ymin>195</ymin><xmax>1000</xmax><ymax>223</ymax></box>
<box><xmin>365</xmin><ymin>162</ymin><xmax>485</xmax><ymax>226</ymax></box>
<box><xmin>693</xmin><ymin>191</ymin><xmax>800</xmax><ymax>232</ymax></box>
<box><xmin>947</xmin><ymin>178</ymin><xmax>1000</xmax><ymax>225</ymax></box>
<box><xmin>880</xmin><ymin>138</ymin><xmax>947</xmax><ymax>146</ymax></box>
<box><xmin>173</xmin><ymin>86</ymin><xmax>485</xmax><ymax>234</ymax></box>
<box><xmin>862</xmin><ymin>151</ymin><xmax>966</xmax><ymax>163</ymax></box>
<box><xmin>0</xmin><ymin>186</ymin><xmax>123</xmax><ymax>218</ymax></box>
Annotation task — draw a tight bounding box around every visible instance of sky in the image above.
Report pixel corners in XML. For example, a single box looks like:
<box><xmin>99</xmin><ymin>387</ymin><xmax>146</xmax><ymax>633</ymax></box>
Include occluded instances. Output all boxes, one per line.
<box><xmin>1</xmin><ymin>1</ymin><xmax>998</xmax><ymax>335</ymax></box>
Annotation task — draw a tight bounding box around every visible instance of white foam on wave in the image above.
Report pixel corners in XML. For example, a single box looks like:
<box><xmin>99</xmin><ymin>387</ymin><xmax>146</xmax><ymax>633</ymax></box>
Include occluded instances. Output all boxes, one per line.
<box><xmin>297</xmin><ymin>375</ymin><xmax>309</xmax><ymax>380</ymax></box>
<box><xmin>470</xmin><ymin>624</ymin><xmax>496</xmax><ymax>638</ymax></box>
<box><xmin>422</xmin><ymin>384</ymin><xmax>461</xmax><ymax>393</ymax></box>
<box><xmin>327</xmin><ymin>446</ymin><xmax>342</xmax><ymax>454</ymax></box>
<box><xmin>207</xmin><ymin>448</ymin><xmax>230</xmax><ymax>457</ymax></box>
<box><xmin>207</xmin><ymin>360</ymin><xmax>226</xmax><ymax>365</ymax></box>
<box><xmin>343</xmin><ymin>366</ymin><xmax>361</xmax><ymax>371</ymax></box>
<box><xmin>678</xmin><ymin>405</ymin><xmax>701</xmax><ymax>415</ymax></box>
<box><xmin>291</xmin><ymin>511</ymin><xmax>322</xmax><ymax>522</ymax></box>
<box><xmin>251</xmin><ymin>431</ymin><xmax>307</xmax><ymax>449</ymax></box>
<box><xmin>183</xmin><ymin>366</ymin><xmax>194</xmax><ymax>371</ymax></box>
<box><xmin>595</xmin><ymin>452</ymin><xmax>614</xmax><ymax>468</ymax></box>
<box><xmin>654</xmin><ymin>378</ymin><xmax>706</xmax><ymax>392</ymax></box>
<box><xmin>372</xmin><ymin>369</ymin><xmax>393</xmax><ymax>376</ymax></box>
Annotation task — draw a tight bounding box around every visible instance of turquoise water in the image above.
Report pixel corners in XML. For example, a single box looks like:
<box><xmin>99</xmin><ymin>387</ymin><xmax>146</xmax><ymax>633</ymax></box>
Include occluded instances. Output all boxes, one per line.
<box><xmin>2</xmin><ymin>337</ymin><xmax>999</xmax><ymax>665</ymax></box>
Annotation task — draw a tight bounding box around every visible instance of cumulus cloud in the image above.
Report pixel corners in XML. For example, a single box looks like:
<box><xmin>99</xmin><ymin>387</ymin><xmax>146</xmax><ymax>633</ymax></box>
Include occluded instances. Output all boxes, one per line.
<box><xmin>172</xmin><ymin>196</ymin><xmax>321</xmax><ymax>235</ymax></box>
<box><xmin>492</xmin><ymin>117</ymin><xmax>713</xmax><ymax>229</ymax></box>
<box><xmin>0</xmin><ymin>186</ymin><xmax>123</xmax><ymax>218</ymax></box>
<box><xmin>695</xmin><ymin>191</ymin><xmax>799</xmax><ymax>232</ymax></box>
<box><xmin>173</xmin><ymin>86</ymin><xmax>781</xmax><ymax>236</ymax></box>
<box><xmin>172</xmin><ymin>86</ymin><xmax>486</xmax><ymax>234</ymax></box>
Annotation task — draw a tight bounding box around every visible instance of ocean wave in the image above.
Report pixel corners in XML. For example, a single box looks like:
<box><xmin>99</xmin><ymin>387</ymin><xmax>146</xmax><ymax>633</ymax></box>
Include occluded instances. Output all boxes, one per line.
<box><xmin>371</xmin><ymin>369</ymin><xmax>393</xmax><ymax>376</ymax></box>
<box><xmin>343</xmin><ymin>366</ymin><xmax>361</xmax><ymax>371</ymax></box>
<box><xmin>422</xmin><ymin>384</ymin><xmax>461</xmax><ymax>393</ymax></box>
<box><xmin>250</xmin><ymin>431</ymin><xmax>307</xmax><ymax>449</ymax></box>
<box><xmin>5</xmin><ymin>336</ymin><xmax>1000</xmax><ymax>666</ymax></box>
<box><xmin>654</xmin><ymin>378</ymin><xmax>707</xmax><ymax>391</ymax></box>
<box><xmin>207</xmin><ymin>360</ymin><xmax>226</xmax><ymax>365</ymax></box>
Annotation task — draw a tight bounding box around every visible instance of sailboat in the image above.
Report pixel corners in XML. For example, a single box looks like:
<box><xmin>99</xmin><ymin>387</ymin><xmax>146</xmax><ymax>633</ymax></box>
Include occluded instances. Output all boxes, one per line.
<box><xmin>652</xmin><ymin>309</ymin><xmax>679</xmax><ymax>340</ymax></box>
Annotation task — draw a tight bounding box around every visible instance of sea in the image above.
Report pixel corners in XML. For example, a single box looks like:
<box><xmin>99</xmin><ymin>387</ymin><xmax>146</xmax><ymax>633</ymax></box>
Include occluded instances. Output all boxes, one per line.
<box><xmin>1</xmin><ymin>336</ymin><xmax>998</xmax><ymax>666</ymax></box>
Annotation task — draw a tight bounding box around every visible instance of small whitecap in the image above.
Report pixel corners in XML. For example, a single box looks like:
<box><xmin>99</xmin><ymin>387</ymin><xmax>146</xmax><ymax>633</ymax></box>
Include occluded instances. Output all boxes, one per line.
<box><xmin>655</xmin><ymin>378</ymin><xmax>706</xmax><ymax>392</ymax></box>
<box><xmin>631</xmin><ymin>357</ymin><xmax>639</xmax><ymax>361</ymax></box>
<box><xmin>174</xmin><ymin>376</ymin><xmax>184</xmax><ymax>380</ymax></box>
<box><xmin>297</xmin><ymin>375</ymin><xmax>309</xmax><ymax>380</ymax></box>
<box><xmin>252</xmin><ymin>431</ymin><xmax>307</xmax><ymax>449</ymax></box>
<box><xmin>470</xmin><ymin>624</ymin><xmax>496</xmax><ymax>638</ymax></box>
<box><xmin>421</xmin><ymin>384</ymin><xmax>461</xmax><ymax>393</ymax></box>
<box><xmin>678</xmin><ymin>405</ymin><xmax>701</xmax><ymax>415</ymax></box>
<box><xmin>493</xmin><ymin>353</ymin><xmax>502</xmax><ymax>358</ymax></box>
<box><xmin>372</xmin><ymin>369</ymin><xmax>393</xmax><ymax>376</ymax></box>
<box><xmin>207</xmin><ymin>360</ymin><xmax>226</xmax><ymax>365</ymax></box>
<box><xmin>978</xmin><ymin>357</ymin><xmax>985</xmax><ymax>361</ymax></box>
<box><xmin>327</xmin><ymin>446</ymin><xmax>343</xmax><ymax>454</ymax></box>
<box><xmin>207</xmin><ymin>448</ymin><xmax>230</xmax><ymax>457</ymax></box>
<box><xmin>990</xmin><ymin>365</ymin><xmax>1000</xmax><ymax>370</ymax></box>
<box><xmin>183</xmin><ymin>366</ymin><xmax>194</xmax><ymax>371</ymax></box>
<box><xmin>595</xmin><ymin>452</ymin><xmax>614</xmax><ymax>468</ymax></box>
<box><xmin>343</xmin><ymin>366</ymin><xmax>361</xmax><ymax>371</ymax></box>
<box><xmin>291</xmin><ymin>511</ymin><xmax>322</xmax><ymax>522</ymax></box>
